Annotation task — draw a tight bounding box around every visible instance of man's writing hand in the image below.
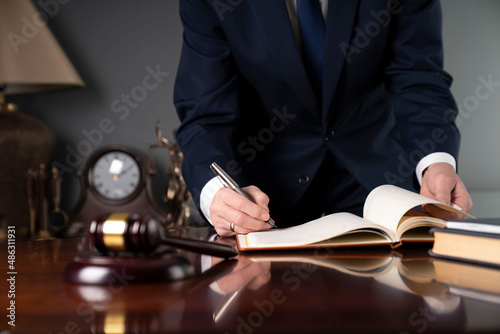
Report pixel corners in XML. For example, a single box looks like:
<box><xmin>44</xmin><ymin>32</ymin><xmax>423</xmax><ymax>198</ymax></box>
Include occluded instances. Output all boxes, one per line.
<box><xmin>420</xmin><ymin>162</ymin><xmax>473</xmax><ymax>219</ymax></box>
<box><xmin>210</xmin><ymin>185</ymin><xmax>272</xmax><ymax>237</ymax></box>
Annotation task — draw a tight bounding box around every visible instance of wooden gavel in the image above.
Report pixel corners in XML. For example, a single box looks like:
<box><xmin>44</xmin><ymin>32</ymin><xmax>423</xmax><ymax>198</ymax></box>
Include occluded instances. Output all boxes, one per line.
<box><xmin>89</xmin><ymin>213</ymin><xmax>237</xmax><ymax>259</ymax></box>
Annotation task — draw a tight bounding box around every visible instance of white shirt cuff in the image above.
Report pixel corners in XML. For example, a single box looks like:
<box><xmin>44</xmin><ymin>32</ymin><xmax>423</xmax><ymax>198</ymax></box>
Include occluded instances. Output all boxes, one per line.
<box><xmin>415</xmin><ymin>152</ymin><xmax>456</xmax><ymax>185</ymax></box>
<box><xmin>200</xmin><ymin>176</ymin><xmax>224</xmax><ymax>225</ymax></box>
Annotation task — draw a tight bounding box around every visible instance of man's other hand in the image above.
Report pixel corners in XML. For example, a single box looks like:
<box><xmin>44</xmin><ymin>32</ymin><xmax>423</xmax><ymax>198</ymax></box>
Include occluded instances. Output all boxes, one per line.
<box><xmin>420</xmin><ymin>162</ymin><xmax>473</xmax><ymax>219</ymax></box>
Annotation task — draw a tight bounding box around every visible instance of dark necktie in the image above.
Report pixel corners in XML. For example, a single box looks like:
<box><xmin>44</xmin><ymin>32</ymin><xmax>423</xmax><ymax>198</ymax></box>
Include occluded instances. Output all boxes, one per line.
<box><xmin>297</xmin><ymin>0</ymin><xmax>326</xmax><ymax>101</ymax></box>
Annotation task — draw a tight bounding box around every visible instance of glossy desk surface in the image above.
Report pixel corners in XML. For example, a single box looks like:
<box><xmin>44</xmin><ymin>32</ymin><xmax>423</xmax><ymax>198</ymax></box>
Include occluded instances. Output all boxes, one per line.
<box><xmin>1</xmin><ymin>227</ymin><xmax>500</xmax><ymax>334</ymax></box>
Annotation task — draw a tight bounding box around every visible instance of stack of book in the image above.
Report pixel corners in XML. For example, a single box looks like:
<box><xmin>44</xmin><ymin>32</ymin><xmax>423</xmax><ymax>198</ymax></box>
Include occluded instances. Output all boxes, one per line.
<box><xmin>430</xmin><ymin>218</ymin><xmax>500</xmax><ymax>305</ymax></box>
<box><xmin>430</xmin><ymin>218</ymin><xmax>500</xmax><ymax>267</ymax></box>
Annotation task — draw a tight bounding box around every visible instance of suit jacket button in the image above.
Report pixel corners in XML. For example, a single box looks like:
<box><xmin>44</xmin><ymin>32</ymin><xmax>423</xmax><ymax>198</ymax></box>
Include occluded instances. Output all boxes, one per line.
<box><xmin>324</xmin><ymin>130</ymin><xmax>334</xmax><ymax>141</ymax></box>
<box><xmin>298</xmin><ymin>175</ymin><xmax>310</xmax><ymax>184</ymax></box>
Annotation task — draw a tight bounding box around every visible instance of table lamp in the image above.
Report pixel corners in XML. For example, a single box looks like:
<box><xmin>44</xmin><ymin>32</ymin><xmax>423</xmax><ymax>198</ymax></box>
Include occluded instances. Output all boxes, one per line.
<box><xmin>0</xmin><ymin>0</ymin><xmax>84</xmax><ymax>240</ymax></box>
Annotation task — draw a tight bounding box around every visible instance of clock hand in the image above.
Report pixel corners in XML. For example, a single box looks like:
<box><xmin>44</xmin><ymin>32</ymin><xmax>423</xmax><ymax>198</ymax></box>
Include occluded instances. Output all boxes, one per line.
<box><xmin>111</xmin><ymin>163</ymin><xmax>133</xmax><ymax>181</ymax></box>
<box><xmin>120</xmin><ymin>164</ymin><xmax>134</xmax><ymax>175</ymax></box>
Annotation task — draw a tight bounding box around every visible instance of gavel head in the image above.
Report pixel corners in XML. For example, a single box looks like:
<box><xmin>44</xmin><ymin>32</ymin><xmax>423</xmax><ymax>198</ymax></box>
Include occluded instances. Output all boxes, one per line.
<box><xmin>89</xmin><ymin>213</ymin><xmax>162</xmax><ymax>253</ymax></box>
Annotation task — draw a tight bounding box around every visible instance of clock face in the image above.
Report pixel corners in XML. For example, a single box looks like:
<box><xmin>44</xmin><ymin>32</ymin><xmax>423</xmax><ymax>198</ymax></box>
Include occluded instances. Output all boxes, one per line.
<box><xmin>90</xmin><ymin>151</ymin><xmax>142</xmax><ymax>201</ymax></box>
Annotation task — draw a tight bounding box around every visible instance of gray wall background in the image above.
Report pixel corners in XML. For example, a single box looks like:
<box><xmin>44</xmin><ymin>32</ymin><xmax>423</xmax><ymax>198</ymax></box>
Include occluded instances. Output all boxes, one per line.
<box><xmin>441</xmin><ymin>0</ymin><xmax>500</xmax><ymax>217</ymax></box>
<box><xmin>9</xmin><ymin>0</ymin><xmax>500</xmax><ymax>219</ymax></box>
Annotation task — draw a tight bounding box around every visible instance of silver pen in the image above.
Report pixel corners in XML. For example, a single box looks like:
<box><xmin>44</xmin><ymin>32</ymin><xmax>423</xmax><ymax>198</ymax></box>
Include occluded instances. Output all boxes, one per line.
<box><xmin>210</xmin><ymin>162</ymin><xmax>277</xmax><ymax>228</ymax></box>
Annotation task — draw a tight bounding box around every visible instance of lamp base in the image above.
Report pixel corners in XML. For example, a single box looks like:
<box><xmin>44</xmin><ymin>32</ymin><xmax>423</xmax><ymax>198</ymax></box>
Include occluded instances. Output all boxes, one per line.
<box><xmin>0</xmin><ymin>103</ymin><xmax>55</xmax><ymax>240</ymax></box>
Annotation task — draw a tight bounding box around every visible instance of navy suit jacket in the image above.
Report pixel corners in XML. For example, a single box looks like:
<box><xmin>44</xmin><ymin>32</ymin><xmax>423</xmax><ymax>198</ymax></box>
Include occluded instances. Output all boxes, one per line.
<box><xmin>174</xmin><ymin>0</ymin><xmax>460</xmax><ymax>216</ymax></box>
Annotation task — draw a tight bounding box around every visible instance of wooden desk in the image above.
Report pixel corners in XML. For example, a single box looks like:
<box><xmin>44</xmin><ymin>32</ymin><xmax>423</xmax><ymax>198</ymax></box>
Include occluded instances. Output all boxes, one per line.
<box><xmin>1</xmin><ymin>227</ymin><xmax>500</xmax><ymax>333</ymax></box>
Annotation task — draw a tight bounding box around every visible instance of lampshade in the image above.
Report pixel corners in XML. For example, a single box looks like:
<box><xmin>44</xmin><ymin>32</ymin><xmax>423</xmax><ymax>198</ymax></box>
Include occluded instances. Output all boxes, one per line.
<box><xmin>0</xmin><ymin>0</ymin><xmax>84</xmax><ymax>94</ymax></box>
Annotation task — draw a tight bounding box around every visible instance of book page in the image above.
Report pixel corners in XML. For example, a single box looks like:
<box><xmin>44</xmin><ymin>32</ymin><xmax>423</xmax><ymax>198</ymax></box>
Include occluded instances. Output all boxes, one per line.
<box><xmin>363</xmin><ymin>185</ymin><xmax>464</xmax><ymax>239</ymax></box>
<box><xmin>237</xmin><ymin>212</ymin><xmax>395</xmax><ymax>250</ymax></box>
<box><xmin>446</xmin><ymin>219</ymin><xmax>500</xmax><ymax>235</ymax></box>
<box><xmin>396</xmin><ymin>217</ymin><xmax>446</xmax><ymax>240</ymax></box>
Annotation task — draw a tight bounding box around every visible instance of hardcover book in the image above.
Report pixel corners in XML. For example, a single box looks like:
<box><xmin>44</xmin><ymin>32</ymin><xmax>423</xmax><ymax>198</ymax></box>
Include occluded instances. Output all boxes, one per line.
<box><xmin>430</xmin><ymin>219</ymin><xmax>500</xmax><ymax>267</ymax></box>
<box><xmin>236</xmin><ymin>185</ymin><xmax>468</xmax><ymax>251</ymax></box>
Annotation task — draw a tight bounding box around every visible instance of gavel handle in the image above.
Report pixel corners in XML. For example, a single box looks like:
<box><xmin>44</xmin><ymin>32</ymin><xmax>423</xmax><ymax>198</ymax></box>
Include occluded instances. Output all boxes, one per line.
<box><xmin>161</xmin><ymin>236</ymin><xmax>238</xmax><ymax>259</ymax></box>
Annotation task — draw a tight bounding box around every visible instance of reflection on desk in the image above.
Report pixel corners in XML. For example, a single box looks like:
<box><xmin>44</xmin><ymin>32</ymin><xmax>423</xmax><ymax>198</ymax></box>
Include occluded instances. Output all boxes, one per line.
<box><xmin>433</xmin><ymin>259</ymin><xmax>500</xmax><ymax>305</ymax></box>
<box><xmin>1</xmin><ymin>227</ymin><xmax>500</xmax><ymax>333</ymax></box>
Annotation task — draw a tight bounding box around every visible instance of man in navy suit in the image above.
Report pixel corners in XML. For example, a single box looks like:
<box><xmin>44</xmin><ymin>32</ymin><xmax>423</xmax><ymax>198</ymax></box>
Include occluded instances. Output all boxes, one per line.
<box><xmin>174</xmin><ymin>0</ymin><xmax>472</xmax><ymax>237</ymax></box>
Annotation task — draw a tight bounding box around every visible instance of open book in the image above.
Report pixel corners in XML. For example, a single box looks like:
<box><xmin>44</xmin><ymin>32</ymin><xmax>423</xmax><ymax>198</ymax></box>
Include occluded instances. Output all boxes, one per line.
<box><xmin>236</xmin><ymin>185</ymin><xmax>470</xmax><ymax>251</ymax></box>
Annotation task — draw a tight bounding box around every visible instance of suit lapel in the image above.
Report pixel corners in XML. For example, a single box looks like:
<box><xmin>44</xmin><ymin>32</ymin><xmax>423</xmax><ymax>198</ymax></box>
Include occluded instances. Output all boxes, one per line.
<box><xmin>249</xmin><ymin>0</ymin><xmax>320</xmax><ymax>121</ymax></box>
<box><xmin>322</xmin><ymin>0</ymin><xmax>360</xmax><ymax>121</ymax></box>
